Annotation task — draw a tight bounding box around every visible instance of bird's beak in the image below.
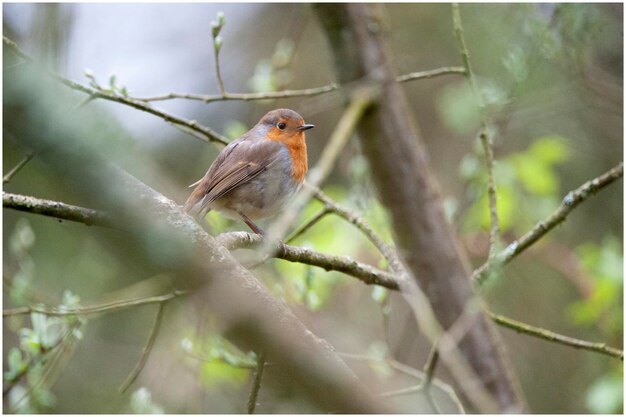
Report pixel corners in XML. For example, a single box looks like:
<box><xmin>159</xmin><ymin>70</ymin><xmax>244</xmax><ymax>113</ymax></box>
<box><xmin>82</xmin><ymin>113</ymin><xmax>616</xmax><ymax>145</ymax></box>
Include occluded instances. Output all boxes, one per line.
<box><xmin>298</xmin><ymin>124</ymin><xmax>315</xmax><ymax>131</ymax></box>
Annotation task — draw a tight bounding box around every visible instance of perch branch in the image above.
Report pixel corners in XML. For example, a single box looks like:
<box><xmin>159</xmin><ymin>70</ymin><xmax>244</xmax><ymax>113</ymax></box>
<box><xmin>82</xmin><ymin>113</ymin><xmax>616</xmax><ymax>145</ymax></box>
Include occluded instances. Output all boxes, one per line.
<box><xmin>2</xmin><ymin>192</ymin><xmax>399</xmax><ymax>290</ymax></box>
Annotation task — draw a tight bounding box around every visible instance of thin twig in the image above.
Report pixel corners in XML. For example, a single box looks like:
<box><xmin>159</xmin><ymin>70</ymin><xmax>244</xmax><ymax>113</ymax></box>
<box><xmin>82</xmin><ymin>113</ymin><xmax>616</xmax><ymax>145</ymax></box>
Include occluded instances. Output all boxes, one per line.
<box><xmin>3</xmin><ymin>291</ymin><xmax>186</xmax><ymax>318</ymax></box>
<box><xmin>423</xmin><ymin>346</ymin><xmax>440</xmax><ymax>388</ymax></box>
<box><xmin>285</xmin><ymin>206</ymin><xmax>331</xmax><ymax>244</ymax></box>
<box><xmin>3</xmin><ymin>153</ymin><xmax>35</xmax><ymax>184</ymax></box>
<box><xmin>472</xmin><ymin>162</ymin><xmax>624</xmax><ymax>285</ymax></box>
<box><xmin>452</xmin><ymin>4</ymin><xmax>500</xmax><ymax>257</ymax></box>
<box><xmin>309</xmin><ymin>186</ymin><xmax>406</xmax><ymax>280</ymax></box>
<box><xmin>136</xmin><ymin>84</ymin><xmax>339</xmax><ymax>103</ymax></box>
<box><xmin>338</xmin><ymin>353</ymin><xmax>465</xmax><ymax>413</ymax></box>
<box><xmin>119</xmin><ymin>302</ymin><xmax>167</xmax><ymax>393</ymax></box>
<box><xmin>422</xmin><ymin>345</ymin><xmax>442</xmax><ymax>413</ymax></box>
<box><xmin>490</xmin><ymin>311</ymin><xmax>624</xmax><ymax>360</ymax></box>
<box><xmin>2</xmin><ymin>36</ymin><xmax>229</xmax><ymax>146</ymax></box>
<box><xmin>134</xmin><ymin>67</ymin><xmax>464</xmax><ymax>103</ymax></box>
<box><xmin>396</xmin><ymin>66</ymin><xmax>466</xmax><ymax>82</ymax></box>
<box><xmin>247</xmin><ymin>351</ymin><xmax>266</xmax><ymax>414</ymax></box>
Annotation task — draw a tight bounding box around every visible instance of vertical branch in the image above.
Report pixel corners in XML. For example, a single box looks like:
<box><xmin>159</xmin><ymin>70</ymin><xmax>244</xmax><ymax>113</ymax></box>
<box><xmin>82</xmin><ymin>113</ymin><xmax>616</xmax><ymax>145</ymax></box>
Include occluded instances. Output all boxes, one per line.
<box><xmin>119</xmin><ymin>302</ymin><xmax>166</xmax><ymax>393</ymax></box>
<box><xmin>452</xmin><ymin>3</ymin><xmax>501</xmax><ymax>257</ymax></box>
<box><xmin>247</xmin><ymin>351</ymin><xmax>266</xmax><ymax>414</ymax></box>
<box><xmin>314</xmin><ymin>4</ymin><xmax>526</xmax><ymax>412</ymax></box>
<box><xmin>211</xmin><ymin>12</ymin><xmax>227</xmax><ymax>97</ymax></box>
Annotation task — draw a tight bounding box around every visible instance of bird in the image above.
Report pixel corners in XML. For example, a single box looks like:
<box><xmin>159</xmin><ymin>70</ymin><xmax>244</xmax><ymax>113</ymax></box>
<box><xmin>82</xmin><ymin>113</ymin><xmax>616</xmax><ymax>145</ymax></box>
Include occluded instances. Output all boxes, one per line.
<box><xmin>184</xmin><ymin>108</ymin><xmax>314</xmax><ymax>235</ymax></box>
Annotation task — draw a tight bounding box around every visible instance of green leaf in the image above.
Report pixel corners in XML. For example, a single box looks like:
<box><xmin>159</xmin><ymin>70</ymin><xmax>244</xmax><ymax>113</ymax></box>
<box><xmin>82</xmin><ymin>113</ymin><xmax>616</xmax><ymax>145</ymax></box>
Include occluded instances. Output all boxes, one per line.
<box><xmin>511</xmin><ymin>154</ymin><xmax>558</xmax><ymax>196</ymax></box>
<box><xmin>528</xmin><ymin>136</ymin><xmax>570</xmax><ymax>165</ymax></box>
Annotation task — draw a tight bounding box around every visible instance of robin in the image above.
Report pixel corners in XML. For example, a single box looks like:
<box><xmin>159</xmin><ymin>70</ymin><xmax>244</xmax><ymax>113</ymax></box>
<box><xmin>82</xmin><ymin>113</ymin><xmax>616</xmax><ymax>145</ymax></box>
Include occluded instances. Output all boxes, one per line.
<box><xmin>184</xmin><ymin>108</ymin><xmax>314</xmax><ymax>234</ymax></box>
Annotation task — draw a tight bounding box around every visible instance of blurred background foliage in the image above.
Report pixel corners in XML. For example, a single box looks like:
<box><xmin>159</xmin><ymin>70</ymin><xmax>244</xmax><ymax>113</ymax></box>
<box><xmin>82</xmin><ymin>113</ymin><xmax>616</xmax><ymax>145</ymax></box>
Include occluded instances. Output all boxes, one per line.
<box><xmin>3</xmin><ymin>3</ymin><xmax>622</xmax><ymax>413</ymax></box>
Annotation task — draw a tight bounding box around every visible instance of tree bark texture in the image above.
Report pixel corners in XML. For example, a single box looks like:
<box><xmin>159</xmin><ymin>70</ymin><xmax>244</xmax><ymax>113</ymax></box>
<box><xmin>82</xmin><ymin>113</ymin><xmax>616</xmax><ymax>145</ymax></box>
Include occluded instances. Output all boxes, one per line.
<box><xmin>314</xmin><ymin>4</ymin><xmax>526</xmax><ymax>412</ymax></box>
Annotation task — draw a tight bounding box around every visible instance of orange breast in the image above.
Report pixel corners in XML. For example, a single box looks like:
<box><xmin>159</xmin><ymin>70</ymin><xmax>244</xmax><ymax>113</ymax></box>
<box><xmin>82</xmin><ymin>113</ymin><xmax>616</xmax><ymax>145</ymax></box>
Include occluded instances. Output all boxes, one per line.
<box><xmin>267</xmin><ymin>130</ymin><xmax>308</xmax><ymax>183</ymax></box>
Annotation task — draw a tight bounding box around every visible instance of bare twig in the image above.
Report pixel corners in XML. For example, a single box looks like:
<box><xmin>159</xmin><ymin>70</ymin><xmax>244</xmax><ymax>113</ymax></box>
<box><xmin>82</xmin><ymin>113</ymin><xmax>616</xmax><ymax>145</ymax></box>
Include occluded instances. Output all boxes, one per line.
<box><xmin>339</xmin><ymin>352</ymin><xmax>465</xmax><ymax>413</ymax></box>
<box><xmin>3</xmin><ymin>291</ymin><xmax>186</xmax><ymax>318</ymax></box>
<box><xmin>310</xmin><ymin>186</ymin><xmax>402</xmax><ymax>276</ymax></box>
<box><xmin>247</xmin><ymin>351</ymin><xmax>266</xmax><ymax>414</ymax></box>
<box><xmin>3</xmin><ymin>191</ymin><xmax>115</xmax><ymax>227</ymax></box>
<box><xmin>2</xmin><ymin>36</ymin><xmax>229</xmax><ymax>146</ymax></box>
<box><xmin>3</xmin><ymin>153</ymin><xmax>35</xmax><ymax>184</ymax></box>
<box><xmin>134</xmin><ymin>68</ymin><xmax>464</xmax><ymax>104</ymax></box>
<box><xmin>452</xmin><ymin>4</ymin><xmax>500</xmax><ymax>257</ymax></box>
<box><xmin>285</xmin><ymin>206</ymin><xmax>331</xmax><ymax>244</ymax></box>
<box><xmin>119</xmin><ymin>302</ymin><xmax>167</xmax><ymax>393</ymax></box>
<box><xmin>136</xmin><ymin>84</ymin><xmax>339</xmax><ymax>103</ymax></box>
<box><xmin>473</xmin><ymin>162</ymin><xmax>624</xmax><ymax>285</ymax></box>
<box><xmin>490</xmin><ymin>311</ymin><xmax>624</xmax><ymax>360</ymax></box>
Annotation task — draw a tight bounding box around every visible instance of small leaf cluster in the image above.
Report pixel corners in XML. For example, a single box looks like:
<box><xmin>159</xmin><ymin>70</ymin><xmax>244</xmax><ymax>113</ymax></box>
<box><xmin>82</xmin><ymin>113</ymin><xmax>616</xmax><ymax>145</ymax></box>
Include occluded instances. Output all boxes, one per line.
<box><xmin>211</xmin><ymin>12</ymin><xmax>226</xmax><ymax>55</ymax></box>
<box><xmin>4</xmin><ymin>291</ymin><xmax>86</xmax><ymax>413</ymax></box>
<box><xmin>84</xmin><ymin>69</ymin><xmax>129</xmax><ymax>96</ymax></box>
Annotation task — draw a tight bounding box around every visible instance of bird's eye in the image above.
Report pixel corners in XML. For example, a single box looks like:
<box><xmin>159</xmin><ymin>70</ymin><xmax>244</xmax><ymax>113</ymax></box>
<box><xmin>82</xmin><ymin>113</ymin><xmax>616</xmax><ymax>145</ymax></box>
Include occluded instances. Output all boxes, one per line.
<box><xmin>277</xmin><ymin>122</ymin><xmax>286</xmax><ymax>130</ymax></box>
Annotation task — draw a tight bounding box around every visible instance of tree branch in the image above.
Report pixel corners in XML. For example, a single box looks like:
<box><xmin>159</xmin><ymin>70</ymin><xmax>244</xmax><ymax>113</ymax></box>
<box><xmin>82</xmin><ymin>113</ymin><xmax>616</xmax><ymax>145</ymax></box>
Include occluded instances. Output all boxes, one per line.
<box><xmin>490</xmin><ymin>312</ymin><xmax>623</xmax><ymax>360</ymax></box>
<box><xmin>2</xmin><ymin>192</ymin><xmax>398</xmax><ymax>290</ymax></box>
<box><xmin>216</xmin><ymin>231</ymin><xmax>400</xmax><ymax>290</ymax></box>
<box><xmin>315</xmin><ymin>4</ymin><xmax>524</xmax><ymax>412</ymax></box>
<box><xmin>3</xmin><ymin>291</ymin><xmax>186</xmax><ymax>318</ymax></box>
<box><xmin>246</xmin><ymin>351</ymin><xmax>266</xmax><ymax>414</ymax></box>
<box><xmin>134</xmin><ymin>67</ymin><xmax>465</xmax><ymax>103</ymax></box>
<box><xmin>3</xmin><ymin>191</ymin><xmax>115</xmax><ymax>228</ymax></box>
<box><xmin>452</xmin><ymin>4</ymin><xmax>500</xmax><ymax>257</ymax></box>
<box><xmin>119</xmin><ymin>301</ymin><xmax>167</xmax><ymax>393</ymax></box>
<box><xmin>5</xmin><ymin>190</ymin><xmax>622</xmax><ymax>362</ymax></box>
<box><xmin>2</xmin><ymin>36</ymin><xmax>229</xmax><ymax>146</ymax></box>
<box><xmin>3</xmin><ymin>152</ymin><xmax>35</xmax><ymax>184</ymax></box>
<box><xmin>472</xmin><ymin>162</ymin><xmax>624</xmax><ymax>285</ymax></box>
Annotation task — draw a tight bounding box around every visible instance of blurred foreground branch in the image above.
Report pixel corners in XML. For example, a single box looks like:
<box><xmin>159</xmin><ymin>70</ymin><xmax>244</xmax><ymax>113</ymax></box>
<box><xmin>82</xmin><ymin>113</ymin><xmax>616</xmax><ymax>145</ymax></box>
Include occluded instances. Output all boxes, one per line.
<box><xmin>2</xmin><ymin>192</ymin><xmax>398</xmax><ymax>290</ymax></box>
<box><xmin>4</xmin><ymin>69</ymin><xmax>391</xmax><ymax>413</ymax></box>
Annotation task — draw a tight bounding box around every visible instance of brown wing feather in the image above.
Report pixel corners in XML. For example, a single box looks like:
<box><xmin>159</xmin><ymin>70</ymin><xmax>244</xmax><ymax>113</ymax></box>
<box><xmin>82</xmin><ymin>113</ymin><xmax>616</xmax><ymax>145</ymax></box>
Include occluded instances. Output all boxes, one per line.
<box><xmin>184</xmin><ymin>137</ymin><xmax>283</xmax><ymax>216</ymax></box>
